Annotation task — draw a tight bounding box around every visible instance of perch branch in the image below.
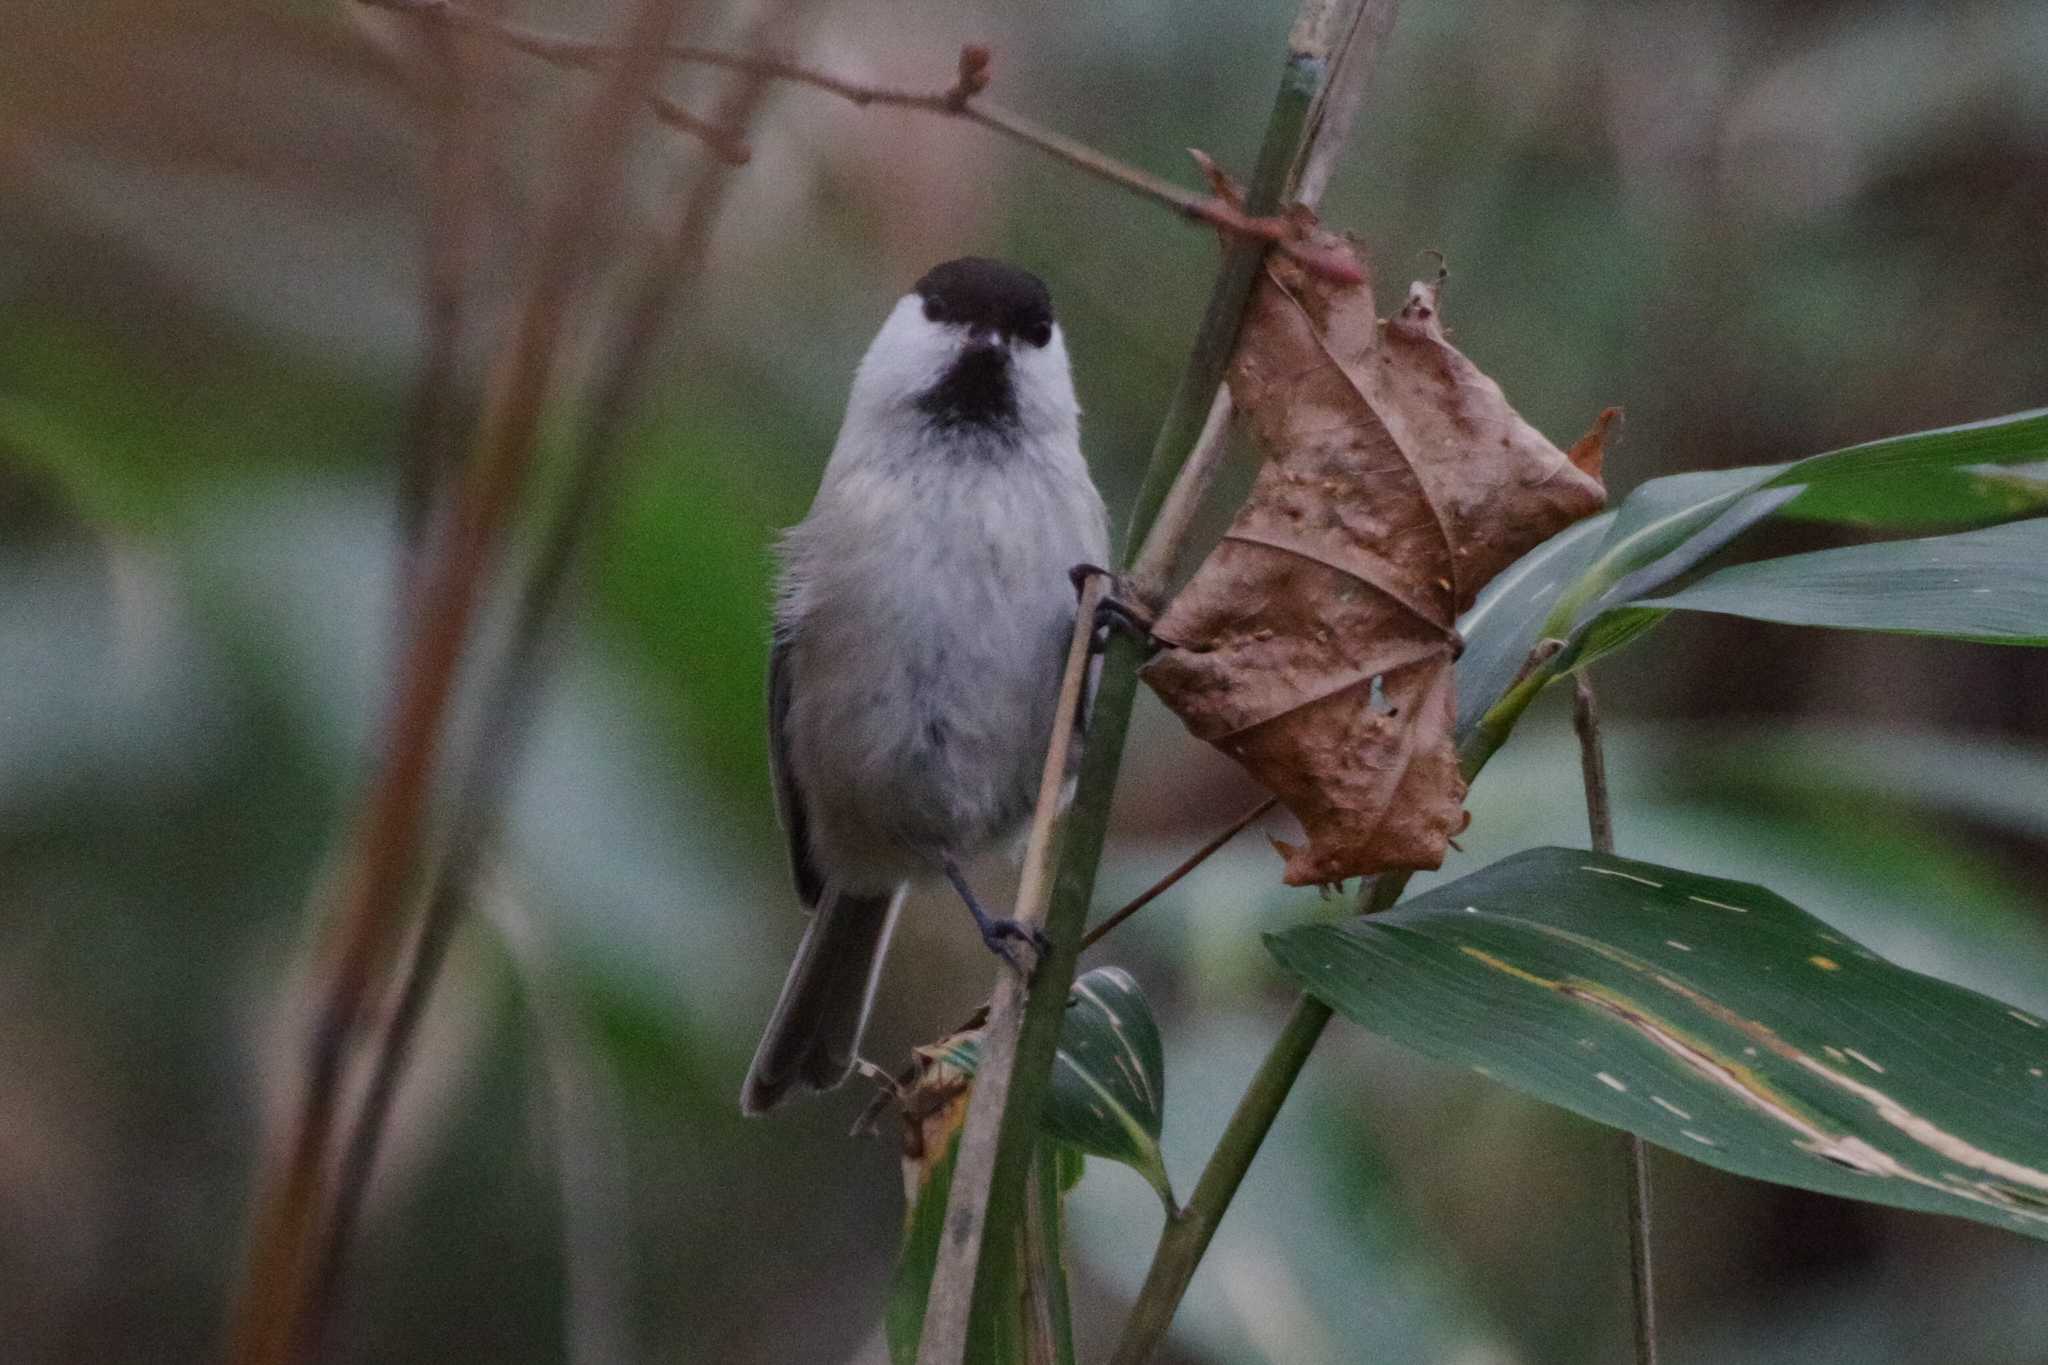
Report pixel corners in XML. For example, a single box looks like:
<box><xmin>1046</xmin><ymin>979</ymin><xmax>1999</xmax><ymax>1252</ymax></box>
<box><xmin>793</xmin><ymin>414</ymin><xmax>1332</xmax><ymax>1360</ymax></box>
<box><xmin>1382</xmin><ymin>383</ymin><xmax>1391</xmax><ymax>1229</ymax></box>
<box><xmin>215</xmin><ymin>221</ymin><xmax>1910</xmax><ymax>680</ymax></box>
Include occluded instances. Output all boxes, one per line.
<box><xmin>923</xmin><ymin>3</ymin><xmax>1391</xmax><ymax>1359</ymax></box>
<box><xmin>911</xmin><ymin>573</ymin><xmax>1106</xmax><ymax>1364</ymax></box>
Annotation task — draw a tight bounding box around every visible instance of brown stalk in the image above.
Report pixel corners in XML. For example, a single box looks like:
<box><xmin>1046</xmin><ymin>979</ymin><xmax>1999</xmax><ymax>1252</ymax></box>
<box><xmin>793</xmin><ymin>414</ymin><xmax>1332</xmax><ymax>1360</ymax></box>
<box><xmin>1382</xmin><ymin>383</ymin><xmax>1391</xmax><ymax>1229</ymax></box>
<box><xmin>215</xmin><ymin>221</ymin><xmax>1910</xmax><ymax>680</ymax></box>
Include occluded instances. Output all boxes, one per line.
<box><xmin>1574</xmin><ymin>674</ymin><xmax>1659</xmax><ymax>1365</ymax></box>
<box><xmin>314</xmin><ymin>0</ymin><xmax>812</xmax><ymax>1337</ymax></box>
<box><xmin>1079</xmin><ymin>797</ymin><xmax>1276</xmax><ymax>952</ymax></box>
<box><xmin>223</xmin><ymin>4</ymin><xmax>686</xmax><ymax>1362</ymax></box>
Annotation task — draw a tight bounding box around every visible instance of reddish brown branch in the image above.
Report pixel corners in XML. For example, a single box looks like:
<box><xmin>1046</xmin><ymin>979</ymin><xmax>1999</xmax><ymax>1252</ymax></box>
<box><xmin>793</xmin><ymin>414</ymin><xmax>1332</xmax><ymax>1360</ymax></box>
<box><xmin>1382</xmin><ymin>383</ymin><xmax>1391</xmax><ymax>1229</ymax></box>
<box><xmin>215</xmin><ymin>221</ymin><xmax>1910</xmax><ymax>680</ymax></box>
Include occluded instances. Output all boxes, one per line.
<box><xmin>1080</xmin><ymin>797</ymin><xmax>1276</xmax><ymax>951</ymax></box>
<box><xmin>356</xmin><ymin>0</ymin><xmax>1362</xmax><ymax>283</ymax></box>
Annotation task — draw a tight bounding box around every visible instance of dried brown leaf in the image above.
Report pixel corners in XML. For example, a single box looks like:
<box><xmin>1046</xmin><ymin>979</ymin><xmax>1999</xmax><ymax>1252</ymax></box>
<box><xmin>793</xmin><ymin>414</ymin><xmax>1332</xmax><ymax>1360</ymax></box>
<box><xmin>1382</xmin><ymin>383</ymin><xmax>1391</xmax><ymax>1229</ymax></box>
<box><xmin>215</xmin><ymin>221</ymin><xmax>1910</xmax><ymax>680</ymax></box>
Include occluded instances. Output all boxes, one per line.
<box><xmin>1142</xmin><ymin>221</ymin><xmax>1608</xmax><ymax>885</ymax></box>
<box><xmin>897</xmin><ymin>1031</ymin><xmax>975</xmax><ymax>1201</ymax></box>
<box><xmin>1569</xmin><ymin>406</ymin><xmax>1623</xmax><ymax>480</ymax></box>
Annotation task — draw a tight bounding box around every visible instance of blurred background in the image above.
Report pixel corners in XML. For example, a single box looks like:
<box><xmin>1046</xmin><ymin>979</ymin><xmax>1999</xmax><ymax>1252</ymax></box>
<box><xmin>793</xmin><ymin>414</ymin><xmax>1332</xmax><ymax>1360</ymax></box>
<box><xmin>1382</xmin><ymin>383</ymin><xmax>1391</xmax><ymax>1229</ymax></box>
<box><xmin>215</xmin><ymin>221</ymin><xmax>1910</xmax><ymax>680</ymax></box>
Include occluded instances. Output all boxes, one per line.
<box><xmin>4</xmin><ymin>0</ymin><xmax>2048</xmax><ymax>1361</ymax></box>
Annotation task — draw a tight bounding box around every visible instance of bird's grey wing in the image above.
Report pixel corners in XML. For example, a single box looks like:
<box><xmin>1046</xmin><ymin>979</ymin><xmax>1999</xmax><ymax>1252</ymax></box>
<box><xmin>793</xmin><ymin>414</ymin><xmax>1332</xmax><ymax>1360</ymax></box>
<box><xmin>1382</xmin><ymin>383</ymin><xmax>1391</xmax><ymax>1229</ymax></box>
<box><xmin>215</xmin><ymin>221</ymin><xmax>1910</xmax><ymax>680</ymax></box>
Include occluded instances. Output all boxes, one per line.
<box><xmin>769</xmin><ymin>631</ymin><xmax>825</xmax><ymax>908</ymax></box>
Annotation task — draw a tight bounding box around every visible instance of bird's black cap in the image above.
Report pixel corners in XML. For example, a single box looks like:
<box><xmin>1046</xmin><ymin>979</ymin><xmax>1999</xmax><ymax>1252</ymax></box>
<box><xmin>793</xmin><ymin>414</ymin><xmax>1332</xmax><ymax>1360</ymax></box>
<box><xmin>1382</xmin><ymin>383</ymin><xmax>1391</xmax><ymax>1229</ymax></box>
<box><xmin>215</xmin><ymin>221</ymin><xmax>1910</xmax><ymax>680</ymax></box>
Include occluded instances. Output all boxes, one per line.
<box><xmin>913</xmin><ymin>257</ymin><xmax>1054</xmax><ymax>348</ymax></box>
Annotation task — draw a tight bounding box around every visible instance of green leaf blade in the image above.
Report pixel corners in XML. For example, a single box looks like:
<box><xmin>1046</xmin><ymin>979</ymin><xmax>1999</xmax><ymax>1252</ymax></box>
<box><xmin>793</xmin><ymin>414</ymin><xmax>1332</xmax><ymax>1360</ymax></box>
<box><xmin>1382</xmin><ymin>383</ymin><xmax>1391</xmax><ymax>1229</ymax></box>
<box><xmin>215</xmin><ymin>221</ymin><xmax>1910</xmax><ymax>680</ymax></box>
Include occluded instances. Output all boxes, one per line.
<box><xmin>1045</xmin><ymin>967</ymin><xmax>1170</xmax><ymax>1203</ymax></box>
<box><xmin>1632</xmin><ymin>520</ymin><xmax>2048</xmax><ymax>645</ymax></box>
<box><xmin>935</xmin><ymin>967</ymin><xmax>1172</xmax><ymax>1206</ymax></box>
<box><xmin>1268</xmin><ymin>847</ymin><xmax>2048</xmax><ymax>1240</ymax></box>
<box><xmin>1452</xmin><ymin>409</ymin><xmax>2048</xmax><ymax>756</ymax></box>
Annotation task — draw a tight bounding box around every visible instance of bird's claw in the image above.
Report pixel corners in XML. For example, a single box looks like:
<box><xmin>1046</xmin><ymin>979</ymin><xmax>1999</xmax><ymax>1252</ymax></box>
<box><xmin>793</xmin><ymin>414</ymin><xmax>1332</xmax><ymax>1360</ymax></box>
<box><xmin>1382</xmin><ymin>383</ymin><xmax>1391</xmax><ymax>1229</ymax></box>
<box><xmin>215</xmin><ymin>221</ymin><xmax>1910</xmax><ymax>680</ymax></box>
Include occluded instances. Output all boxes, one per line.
<box><xmin>1069</xmin><ymin>563</ymin><xmax>1159</xmax><ymax>655</ymax></box>
<box><xmin>980</xmin><ymin>917</ymin><xmax>1051</xmax><ymax>979</ymax></box>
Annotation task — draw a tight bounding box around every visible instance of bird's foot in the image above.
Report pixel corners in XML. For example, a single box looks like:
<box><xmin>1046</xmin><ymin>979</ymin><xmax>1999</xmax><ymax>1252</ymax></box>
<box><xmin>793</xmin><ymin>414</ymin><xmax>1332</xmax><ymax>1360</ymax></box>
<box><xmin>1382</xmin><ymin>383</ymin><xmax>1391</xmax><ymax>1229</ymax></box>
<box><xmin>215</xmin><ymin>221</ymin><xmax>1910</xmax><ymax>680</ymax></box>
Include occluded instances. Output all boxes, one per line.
<box><xmin>1069</xmin><ymin>563</ymin><xmax>1160</xmax><ymax>655</ymax></box>
<box><xmin>946</xmin><ymin>856</ymin><xmax>1050</xmax><ymax>980</ymax></box>
<box><xmin>979</xmin><ymin>917</ymin><xmax>1053</xmax><ymax>979</ymax></box>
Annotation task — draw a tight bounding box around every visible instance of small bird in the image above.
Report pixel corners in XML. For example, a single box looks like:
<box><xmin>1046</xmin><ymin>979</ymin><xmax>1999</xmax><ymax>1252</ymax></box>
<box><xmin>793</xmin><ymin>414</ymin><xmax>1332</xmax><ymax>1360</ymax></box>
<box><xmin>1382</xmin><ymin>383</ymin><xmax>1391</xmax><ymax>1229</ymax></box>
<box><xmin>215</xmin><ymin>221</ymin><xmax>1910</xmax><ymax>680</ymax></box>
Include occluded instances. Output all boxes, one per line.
<box><xmin>741</xmin><ymin>258</ymin><xmax>1110</xmax><ymax>1115</ymax></box>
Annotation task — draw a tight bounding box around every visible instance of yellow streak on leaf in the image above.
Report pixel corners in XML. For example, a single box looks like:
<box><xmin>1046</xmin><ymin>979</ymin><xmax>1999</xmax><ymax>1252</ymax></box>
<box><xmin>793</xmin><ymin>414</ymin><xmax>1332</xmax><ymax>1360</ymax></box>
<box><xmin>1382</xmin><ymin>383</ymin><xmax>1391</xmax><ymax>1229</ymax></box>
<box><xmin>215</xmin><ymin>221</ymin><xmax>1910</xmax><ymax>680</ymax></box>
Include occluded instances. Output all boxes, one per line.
<box><xmin>1457</xmin><ymin>946</ymin><xmax>1561</xmax><ymax>990</ymax></box>
<box><xmin>1453</xmin><ymin>923</ymin><xmax>2048</xmax><ymax>1222</ymax></box>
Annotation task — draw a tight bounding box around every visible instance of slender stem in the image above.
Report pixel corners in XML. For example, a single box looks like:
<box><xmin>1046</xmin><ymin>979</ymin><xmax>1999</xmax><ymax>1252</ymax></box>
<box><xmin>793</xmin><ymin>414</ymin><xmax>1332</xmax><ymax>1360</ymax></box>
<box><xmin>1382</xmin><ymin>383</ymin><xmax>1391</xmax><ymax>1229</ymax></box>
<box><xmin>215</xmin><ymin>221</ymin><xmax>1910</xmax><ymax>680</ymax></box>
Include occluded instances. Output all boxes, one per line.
<box><xmin>392</xmin><ymin>8</ymin><xmax>484</xmax><ymax>625</ymax></box>
<box><xmin>1080</xmin><ymin>797</ymin><xmax>1274</xmax><ymax>952</ymax></box>
<box><xmin>1573</xmin><ymin>674</ymin><xmax>1615</xmax><ymax>854</ymax></box>
<box><xmin>1098</xmin><ymin>9</ymin><xmax>1403</xmax><ymax>1360</ymax></box>
<box><xmin>1110</xmin><ymin>995</ymin><xmax>1333</xmax><ymax>1365</ymax></box>
<box><xmin>223</xmin><ymin>8</ymin><xmax>684</xmax><ymax>1363</ymax></box>
<box><xmin>1126</xmin><ymin>386</ymin><xmax>1236</xmax><ymax>609</ymax></box>
<box><xmin>1024</xmin><ymin>1144</ymin><xmax>1078</xmax><ymax>1365</ymax></box>
<box><xmin>1574</xmin><ymin>674</ymin><xmax>1658</xmax><ymax>1365</ymax></box>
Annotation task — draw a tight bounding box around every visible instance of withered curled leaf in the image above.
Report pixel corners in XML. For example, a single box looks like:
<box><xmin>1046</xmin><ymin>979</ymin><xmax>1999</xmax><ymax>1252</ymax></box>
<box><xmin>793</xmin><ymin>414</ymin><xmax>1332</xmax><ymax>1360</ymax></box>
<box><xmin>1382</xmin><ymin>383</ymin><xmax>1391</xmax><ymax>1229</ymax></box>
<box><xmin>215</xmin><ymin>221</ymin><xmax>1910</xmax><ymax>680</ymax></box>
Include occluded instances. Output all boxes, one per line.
<box><xmin>1142</xmin><ymin>223</ymin><xmax>1609</xmax><ymax>885</ymax></box>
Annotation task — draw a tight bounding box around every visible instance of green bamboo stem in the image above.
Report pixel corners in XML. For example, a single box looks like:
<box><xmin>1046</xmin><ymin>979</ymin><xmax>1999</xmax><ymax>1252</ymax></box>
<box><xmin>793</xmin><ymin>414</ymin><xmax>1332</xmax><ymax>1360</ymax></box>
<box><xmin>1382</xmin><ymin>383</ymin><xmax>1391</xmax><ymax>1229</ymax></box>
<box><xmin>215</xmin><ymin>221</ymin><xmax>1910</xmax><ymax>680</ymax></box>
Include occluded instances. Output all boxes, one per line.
<box><xmin>911</xmin><ymin>16</ymin><xmax>1338</xmax><ymax>1363</ymax></box>
<box><xmin>1108</xmin><ymin>993</ymin><xmax>1335</xmax><ymax>1365</ymax></box>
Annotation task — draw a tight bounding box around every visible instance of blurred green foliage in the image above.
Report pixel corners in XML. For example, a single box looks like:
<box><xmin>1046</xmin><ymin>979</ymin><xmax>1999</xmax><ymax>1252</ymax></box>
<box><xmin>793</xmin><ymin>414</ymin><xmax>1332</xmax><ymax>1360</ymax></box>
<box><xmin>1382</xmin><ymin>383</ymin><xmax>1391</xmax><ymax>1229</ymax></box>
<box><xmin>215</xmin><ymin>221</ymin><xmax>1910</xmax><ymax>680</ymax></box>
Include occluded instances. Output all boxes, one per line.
<box><xmin>4</xmin><ymin>0</ymin><xmax>2048</xmax><ymax>1362</ymax></box>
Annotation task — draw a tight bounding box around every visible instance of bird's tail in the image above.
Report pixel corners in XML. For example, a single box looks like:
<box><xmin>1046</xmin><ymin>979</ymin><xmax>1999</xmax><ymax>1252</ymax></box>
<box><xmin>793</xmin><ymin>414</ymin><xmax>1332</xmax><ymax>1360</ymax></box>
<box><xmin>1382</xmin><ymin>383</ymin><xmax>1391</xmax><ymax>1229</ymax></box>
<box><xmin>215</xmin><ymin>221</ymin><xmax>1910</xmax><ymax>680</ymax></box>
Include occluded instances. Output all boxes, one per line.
<box><xmin>740</xmin><ymin>885</ymin><xmax>905</xmax><ymax>1115</ymax></box>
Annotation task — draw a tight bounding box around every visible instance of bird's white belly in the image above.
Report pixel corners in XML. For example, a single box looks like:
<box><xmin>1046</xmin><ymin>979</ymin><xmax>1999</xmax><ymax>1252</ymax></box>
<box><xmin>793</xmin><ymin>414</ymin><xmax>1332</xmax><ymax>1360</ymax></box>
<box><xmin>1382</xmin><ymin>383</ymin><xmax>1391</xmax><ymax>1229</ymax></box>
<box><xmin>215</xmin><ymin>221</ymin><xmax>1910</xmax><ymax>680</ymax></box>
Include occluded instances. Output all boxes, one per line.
<box><xmin>785</xmin><ymin>459</ymin><xmax>1106</xmax><ymax>891</ymax></box>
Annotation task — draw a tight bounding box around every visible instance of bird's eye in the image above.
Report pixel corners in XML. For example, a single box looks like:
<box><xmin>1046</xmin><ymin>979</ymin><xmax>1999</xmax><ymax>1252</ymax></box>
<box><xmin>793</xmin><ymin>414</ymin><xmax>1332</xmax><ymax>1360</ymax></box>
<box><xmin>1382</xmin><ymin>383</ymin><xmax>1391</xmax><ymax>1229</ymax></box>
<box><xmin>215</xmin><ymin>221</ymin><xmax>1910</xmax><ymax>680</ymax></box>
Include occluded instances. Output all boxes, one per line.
<box><xmin>922</xmin><ymin>296</ymin><xmax>947</xmax><ymax>323</ymax></box>
<box><xmin>1020</xmin><ymin>319</ymin><xmax>1053</xmax><ymax>348</ymax></box>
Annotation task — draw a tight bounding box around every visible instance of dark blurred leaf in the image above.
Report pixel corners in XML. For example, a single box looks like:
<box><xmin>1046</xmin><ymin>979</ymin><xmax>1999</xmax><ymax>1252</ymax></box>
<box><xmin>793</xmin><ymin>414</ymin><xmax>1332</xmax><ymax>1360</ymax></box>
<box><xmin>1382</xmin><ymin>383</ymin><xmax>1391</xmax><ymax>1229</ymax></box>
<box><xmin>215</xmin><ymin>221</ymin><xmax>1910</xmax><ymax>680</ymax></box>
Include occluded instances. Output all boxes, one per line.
<box><xmin>0</xmin><ymin>313</ymin><xmax>396</xmax><ymax>531</ymax></box>
<box><xmin>1632</xmin><ymin>520</ymin><xmax>2048</xmax><ymax>644</ymax></box>
<box><xmin>593</xmin><ymin>428</ymin><xmax>789</xmax><ymax>797</ymax></box>
<box><xmin>1269</xmin><ymin>848</ymin><xmax>2048</xmax><ymax>1243</ymax></box>
<box><xmin>1686</xmin><ymin>724</ymin><xmax>2048</xmax><ymax>844</ymax></box>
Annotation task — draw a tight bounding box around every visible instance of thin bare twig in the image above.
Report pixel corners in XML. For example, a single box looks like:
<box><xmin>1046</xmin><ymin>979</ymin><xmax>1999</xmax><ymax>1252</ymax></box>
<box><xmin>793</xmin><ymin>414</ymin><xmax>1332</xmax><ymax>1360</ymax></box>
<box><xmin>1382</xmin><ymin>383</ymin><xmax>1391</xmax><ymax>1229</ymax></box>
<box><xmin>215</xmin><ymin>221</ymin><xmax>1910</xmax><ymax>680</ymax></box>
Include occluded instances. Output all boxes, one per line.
<box><xmin>1574</xmin><ymin>673</ymin><xmax>1658</xmax><ymax>1365</ymax></box>
<box><xmin>357</xmin><ymin>0</ymin><xmax>1363</xmax><ymax>283</ymax></box>
<box><xmin>225</xmin><ymin>6</ymin><xmax>686</xmax><ymax>1362</ymax></box>
<box><xmin>925</xmin><ymin>4</ymin><xmax>1383</xmax><ymax>1356</ymax></box>
<box><xmin>1080</xmin><ymin>797</ymin><xmax>1275</xmax><ymax>952</ymax></box>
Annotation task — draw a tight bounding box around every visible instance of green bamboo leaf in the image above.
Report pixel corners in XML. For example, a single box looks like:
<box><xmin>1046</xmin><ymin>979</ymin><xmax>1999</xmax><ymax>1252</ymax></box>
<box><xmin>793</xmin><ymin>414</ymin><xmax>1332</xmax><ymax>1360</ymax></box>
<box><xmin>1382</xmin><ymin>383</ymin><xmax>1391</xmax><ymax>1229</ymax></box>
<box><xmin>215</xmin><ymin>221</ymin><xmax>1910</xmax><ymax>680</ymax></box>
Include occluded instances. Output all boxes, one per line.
<box><xmin>1780</xmin><ymin>460</ymin><xmax>2048</xmax><ymax>529</ymax></box>
<box><xmin>1267</xmin><ymin>847</ymin><xmax>2048</xmax><ymax>1242</ymax></box>
<box><xmin>1631</xmin><ymin>520</ymin><xmax>2048</xmax><ymax>645</ymax></box>
<box><xmin>1453</xmin><ymin>512</ymin><xmax>1609</xmax><ymax>737</ymax></box>
<box><xmin>1455</xmin><ymin>410</ymin><xmax>2048</xmax><ymax>750</ymax></box>
<box><xmin>942</xmin><ymin>967</ymin><xmax>1172</xmax><ymax>1207</ymax></box>
<box><xmin>1549</xmin><ymin>409</ymin><xmax>2048</xmax><ymax>640</ymax></box>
